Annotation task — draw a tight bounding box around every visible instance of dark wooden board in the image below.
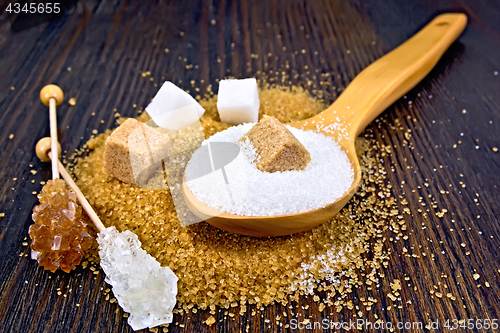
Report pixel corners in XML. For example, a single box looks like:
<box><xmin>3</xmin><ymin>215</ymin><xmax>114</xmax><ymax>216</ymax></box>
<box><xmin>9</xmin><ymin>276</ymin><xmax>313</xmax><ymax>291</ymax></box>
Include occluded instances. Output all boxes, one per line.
<box><xmin>1</xmin><ymin>0</ymin><xmax>499</xmax><ymax>332</ymax></box>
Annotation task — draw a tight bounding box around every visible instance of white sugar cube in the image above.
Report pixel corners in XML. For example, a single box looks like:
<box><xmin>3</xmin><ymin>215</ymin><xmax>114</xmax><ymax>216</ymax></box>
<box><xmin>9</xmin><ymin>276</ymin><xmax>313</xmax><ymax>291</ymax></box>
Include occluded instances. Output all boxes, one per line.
<box><xmin>217</xmin><ymin>78</ymin><xmax>259</xmax><ymax>124</ymax></box>
<box><xmin>146</xmin><ymin>81</ymin><xmax>205</xmax><ymax>131</ymax></box>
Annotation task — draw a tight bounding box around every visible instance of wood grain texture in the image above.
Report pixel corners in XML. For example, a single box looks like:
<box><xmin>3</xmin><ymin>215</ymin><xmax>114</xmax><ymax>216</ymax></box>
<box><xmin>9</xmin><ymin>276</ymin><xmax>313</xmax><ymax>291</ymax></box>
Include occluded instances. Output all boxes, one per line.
<box><xmin>0</xmin><ymin>0</ymin><xmax>499</xmax><ymax>332</ymax></box>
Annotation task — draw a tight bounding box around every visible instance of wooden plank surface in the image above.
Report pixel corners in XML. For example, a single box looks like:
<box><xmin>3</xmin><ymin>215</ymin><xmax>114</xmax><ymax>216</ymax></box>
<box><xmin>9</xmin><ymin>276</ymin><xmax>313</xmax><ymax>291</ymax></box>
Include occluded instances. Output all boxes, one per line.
<box><xmin>1</xmin><ymin>0</ymin><xmax>499</xmax><ymax>332</ymax></box>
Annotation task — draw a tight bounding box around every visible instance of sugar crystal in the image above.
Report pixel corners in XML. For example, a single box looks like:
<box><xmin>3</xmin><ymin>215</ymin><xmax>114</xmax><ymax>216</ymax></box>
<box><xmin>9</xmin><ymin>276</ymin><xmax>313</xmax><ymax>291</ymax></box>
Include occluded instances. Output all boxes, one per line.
<box><xmin>97</xmin><ymin>226</ymin><xmax>178</xmax><ymax>331</ymax></box>
<box><xmin>240</xmin><ymin>115</ymin><xmax>311</xmax><ymax>172</ymax></box>
<box><xmin>217</xmin><ymin>78</ymin><xmax>260</xmax><ymax>124</ymax></box>
<box><xmin>29</xmin><ymin>179</ymin><xmax>91</xmax><ymax>273</ymax></box>
<box><xmin>146</xmin><ymin>81</ymin><xmax>204</xmax><ymax>131</ymax></box>
<box><xmin>103</xmin><ymin>118</ymin><xmax>171</xmax><ymax>186</ymax></box>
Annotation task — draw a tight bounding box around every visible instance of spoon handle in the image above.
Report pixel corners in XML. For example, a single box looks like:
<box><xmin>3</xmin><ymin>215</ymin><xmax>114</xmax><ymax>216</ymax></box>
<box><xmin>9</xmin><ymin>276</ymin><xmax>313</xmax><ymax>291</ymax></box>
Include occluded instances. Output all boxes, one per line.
<box><xmin>319</xmin><ymin>13</ymin><xmax>467</xmax><ymax>140</ymax></box>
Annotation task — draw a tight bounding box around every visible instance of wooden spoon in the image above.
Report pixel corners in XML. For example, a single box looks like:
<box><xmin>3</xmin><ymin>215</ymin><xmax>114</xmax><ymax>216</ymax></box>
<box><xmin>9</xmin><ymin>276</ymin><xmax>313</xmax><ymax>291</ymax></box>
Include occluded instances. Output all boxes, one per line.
<box><xmin>183</xmin><ymin>13</ymin><xmax>467</xmax><ymax>237</ymax></box>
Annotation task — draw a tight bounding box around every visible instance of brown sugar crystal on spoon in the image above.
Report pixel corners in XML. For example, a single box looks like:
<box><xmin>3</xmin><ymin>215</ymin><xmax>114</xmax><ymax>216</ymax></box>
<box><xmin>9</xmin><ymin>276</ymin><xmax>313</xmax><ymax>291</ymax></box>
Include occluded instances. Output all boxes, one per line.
<box><xmin>240</xmin><ymin>115</ymin><xmax>311</xmax><ymax>172</ymax></box>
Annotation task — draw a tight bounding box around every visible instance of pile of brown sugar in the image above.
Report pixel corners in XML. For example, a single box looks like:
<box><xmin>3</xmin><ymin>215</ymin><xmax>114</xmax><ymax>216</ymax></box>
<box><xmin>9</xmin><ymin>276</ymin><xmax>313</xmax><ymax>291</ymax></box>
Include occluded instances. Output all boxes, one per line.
<box><xmin>72</xmin><ymin>83</ymin><xmax>402</xmax><ymax>317</ymax></box>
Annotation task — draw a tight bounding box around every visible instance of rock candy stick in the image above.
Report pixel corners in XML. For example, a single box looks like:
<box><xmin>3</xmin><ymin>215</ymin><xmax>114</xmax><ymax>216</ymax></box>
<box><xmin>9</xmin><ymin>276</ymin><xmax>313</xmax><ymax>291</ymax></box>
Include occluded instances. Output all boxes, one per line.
<box><xmin>31</xmin><ymin>140</ymin><xmax>92</xmax><ymax>273</ymax></box>
<box><xmin>36</xmin><ymin>138</ymin><xmax>178</xmax><ymax>331</ymax></box>
<box><xmin>28</xmin><ymin>177</ymin><xmax>92</xmax><ymax>273</ymax></box>
<box><xmin>30</xmin><ymin>85</ymin><xmax>92</xmax><ymax>273</ymax></box>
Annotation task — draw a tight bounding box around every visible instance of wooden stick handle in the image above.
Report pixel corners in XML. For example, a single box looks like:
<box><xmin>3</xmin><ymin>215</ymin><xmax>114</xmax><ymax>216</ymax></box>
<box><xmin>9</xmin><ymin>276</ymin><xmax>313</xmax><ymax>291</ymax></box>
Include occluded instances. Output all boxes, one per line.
<box><xmin>295</xmin><ymin>13</ymin><xmax>467</xmax><ymax>141</ymax></box>
<box><xmin>344</xmin><ymin>13</ymin><xmax>466</xmax><ymax>138</ymax></box>
<box><xmin>49</xmin><ymin>98</ymin><xmax>59</xmax><ymax>179</ymax></box>
<box><xmin>40</xmin><ymin>84</ymin><xmax>64</xmax><ymax>179</ymax></box>
<box><xmin>48</xmin><ymin>152</ymin><xmax>106</xmax><ymax>232</ymax></box>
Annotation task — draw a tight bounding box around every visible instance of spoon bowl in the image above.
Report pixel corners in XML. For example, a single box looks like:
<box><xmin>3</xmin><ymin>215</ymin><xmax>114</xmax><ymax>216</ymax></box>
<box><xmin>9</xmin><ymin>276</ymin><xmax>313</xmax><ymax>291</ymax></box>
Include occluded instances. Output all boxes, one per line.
<box><xmin>183</xmin><ymin>13</ymin><xmax>467</xmax><ymax>237</ymax></box>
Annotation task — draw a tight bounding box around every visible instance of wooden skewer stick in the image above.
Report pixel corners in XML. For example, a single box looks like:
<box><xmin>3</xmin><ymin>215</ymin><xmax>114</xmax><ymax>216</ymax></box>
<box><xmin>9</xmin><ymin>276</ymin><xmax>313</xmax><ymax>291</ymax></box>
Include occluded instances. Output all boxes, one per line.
<box><xmin>40</xmin><ymin>85</ymin><xmax>64</xmax><ymax>180</ymax></box>
<box><xmin>36</xmin><ymin>137</ymin><xmax>106</xmax><ymax>232</ymax></box>
<box><xmin>50</xmin><ymin>152</ymin><xmax>106</xmax><ymax>232</ymax></box>
<box><xmin>49</xmin><ymin>99</ymin><xmax>59</xmax><ymax>179</ymax></box>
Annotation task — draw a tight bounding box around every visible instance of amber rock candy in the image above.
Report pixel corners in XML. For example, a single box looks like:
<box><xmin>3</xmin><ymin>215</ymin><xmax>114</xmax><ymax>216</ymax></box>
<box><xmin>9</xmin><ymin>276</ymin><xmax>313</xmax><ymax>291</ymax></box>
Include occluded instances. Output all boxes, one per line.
<box><xmin>29</xmin><ymin>179</ymin><xmax>91</xmax><ymax>273</ymax></box>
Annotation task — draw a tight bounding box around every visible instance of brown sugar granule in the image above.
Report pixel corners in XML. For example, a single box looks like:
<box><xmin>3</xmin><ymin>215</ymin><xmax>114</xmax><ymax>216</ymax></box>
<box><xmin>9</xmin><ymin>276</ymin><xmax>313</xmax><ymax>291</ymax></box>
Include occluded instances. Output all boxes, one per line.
<box><xmin>204</xmin><ymin>316</ymin><xmax>216</xmax><ymax>326</ymax></box>
<box><xmin>103</xmin><ymin>118</ymin><xmax>170</xmax><ymax>185</ymax></box>
<box><xmin>240</xmin><ymin>115</ymin><xmax>311</xmax><ymax>172</ymax></box>
<box><xmin>73</xmin><ymin>83</ymin><xmax>402</xmax><ymax>315</ymax></box>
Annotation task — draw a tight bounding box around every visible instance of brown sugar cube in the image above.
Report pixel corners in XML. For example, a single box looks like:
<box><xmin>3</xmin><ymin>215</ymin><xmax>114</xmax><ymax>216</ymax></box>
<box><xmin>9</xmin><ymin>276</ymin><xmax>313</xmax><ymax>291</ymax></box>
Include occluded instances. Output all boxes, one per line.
<box><xmin>240</xmin><ymin>115</ymin><xmax>311</xmax><ymax>172</ymax></box>
<box><xmin>104</xmin><ymin>118</ymin><xmax>170</xmax><ymax>185</ymax></box>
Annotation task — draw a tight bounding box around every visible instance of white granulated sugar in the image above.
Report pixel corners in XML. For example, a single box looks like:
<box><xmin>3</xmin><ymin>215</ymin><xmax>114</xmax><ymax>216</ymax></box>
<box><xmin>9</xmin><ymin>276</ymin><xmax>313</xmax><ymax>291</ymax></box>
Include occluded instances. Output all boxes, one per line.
<box><xmin>185</xmin><ymin>123</ymin><xmax>353</xmax><ymax>216</ymax></box>
<box><xmin>291</xmin><ymin>246</ymin><xmax>352</xmax><ymax>294</ymax></box>
<box><xmin>97</xmin><ymin>227</ymin><xmax>178</xmax><ymax>331</ymax></box>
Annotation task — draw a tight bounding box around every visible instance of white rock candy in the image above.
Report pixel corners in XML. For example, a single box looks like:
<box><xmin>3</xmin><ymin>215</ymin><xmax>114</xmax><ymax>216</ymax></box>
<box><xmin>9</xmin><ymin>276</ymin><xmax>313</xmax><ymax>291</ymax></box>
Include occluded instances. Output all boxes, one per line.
<box><xmin>97</xmin><ymin>227</ymin><xmax>178</xmax><ymax>331</ymax></box>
